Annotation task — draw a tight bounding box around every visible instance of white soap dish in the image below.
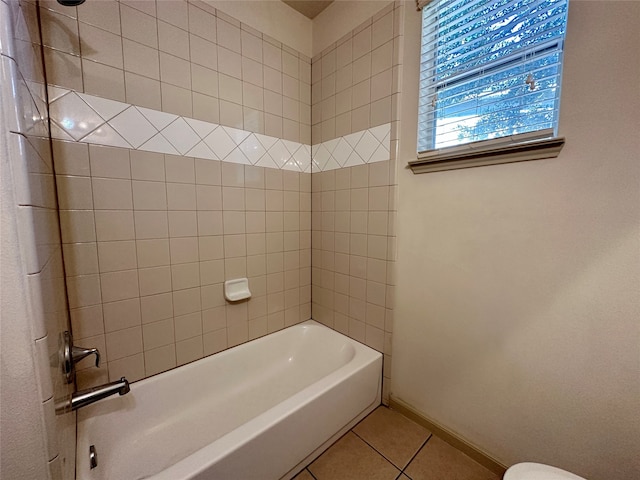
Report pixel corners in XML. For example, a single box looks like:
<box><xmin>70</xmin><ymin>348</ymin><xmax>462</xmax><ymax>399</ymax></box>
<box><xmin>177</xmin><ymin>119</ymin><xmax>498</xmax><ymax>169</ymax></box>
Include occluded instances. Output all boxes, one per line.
<box><xmin>224</xmin><ymin>278</ymin><xmax>251</xmax><ymax>302</ymax></box>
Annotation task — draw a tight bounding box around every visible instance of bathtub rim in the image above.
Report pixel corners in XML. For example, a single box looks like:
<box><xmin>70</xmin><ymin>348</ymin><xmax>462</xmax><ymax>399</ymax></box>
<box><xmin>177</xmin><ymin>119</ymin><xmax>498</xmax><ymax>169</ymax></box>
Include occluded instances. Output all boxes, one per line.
<box><xmin>147</xmin><ymin>320</ymin><xmax>382</xmax><ymax>479</ymax></box>
<box><xmin>76</xmin><ymin>319</ymin><xmax>383</xmax><ymax>480</ymax></box>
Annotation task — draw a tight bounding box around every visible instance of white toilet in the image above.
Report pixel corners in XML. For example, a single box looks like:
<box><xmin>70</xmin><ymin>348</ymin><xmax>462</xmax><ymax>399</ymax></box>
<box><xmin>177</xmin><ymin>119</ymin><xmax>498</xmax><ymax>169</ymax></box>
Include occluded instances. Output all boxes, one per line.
<box><xmin>504</xmin><ymin>462</ymin><xmax>587</xmax><ymax>480</ymax></box>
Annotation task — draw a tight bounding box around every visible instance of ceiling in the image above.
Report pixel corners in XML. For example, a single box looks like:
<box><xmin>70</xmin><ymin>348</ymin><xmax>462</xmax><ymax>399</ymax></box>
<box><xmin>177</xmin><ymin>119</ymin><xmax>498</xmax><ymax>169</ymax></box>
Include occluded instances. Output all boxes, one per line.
<box><xmin>282</xmin><ymin>0</ymin><xmax>335</xmax><ymax>19</ymax></box>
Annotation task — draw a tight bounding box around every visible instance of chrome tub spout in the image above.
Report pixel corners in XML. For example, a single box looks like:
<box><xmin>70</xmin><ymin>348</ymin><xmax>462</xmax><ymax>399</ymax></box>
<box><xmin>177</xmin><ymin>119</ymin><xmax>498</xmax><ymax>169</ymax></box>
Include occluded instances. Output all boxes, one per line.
<box><xmin>57</xmin><ymin>377</ymin><xmax>130</xmax><ymax>413</ymax></box>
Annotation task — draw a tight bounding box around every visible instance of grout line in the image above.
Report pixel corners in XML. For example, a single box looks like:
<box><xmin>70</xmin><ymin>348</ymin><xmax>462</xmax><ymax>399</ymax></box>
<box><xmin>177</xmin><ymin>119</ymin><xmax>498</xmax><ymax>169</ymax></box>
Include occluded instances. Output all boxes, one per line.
<box><xmin>399</xmin><ymin>433</ymin><xmax>432</xmax><ymax>478</ymax></box>
<box><xmin>305</xmin><ymin>467</ymin><xmax>319</xmax><ymax>480</ymax></box>
<box><xmin>350</xmin><ymin>429</ymin><xmax>402</xmax><ymax>473</ymax></box>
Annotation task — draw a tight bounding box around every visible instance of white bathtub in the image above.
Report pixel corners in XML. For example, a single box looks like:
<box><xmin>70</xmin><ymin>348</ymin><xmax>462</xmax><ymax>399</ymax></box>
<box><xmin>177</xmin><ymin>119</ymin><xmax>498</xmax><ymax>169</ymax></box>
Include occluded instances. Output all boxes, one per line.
<box><xmin>76</xmin><ymin>320</ymin><xmax>382</xmax><ymax>480</ymax></box>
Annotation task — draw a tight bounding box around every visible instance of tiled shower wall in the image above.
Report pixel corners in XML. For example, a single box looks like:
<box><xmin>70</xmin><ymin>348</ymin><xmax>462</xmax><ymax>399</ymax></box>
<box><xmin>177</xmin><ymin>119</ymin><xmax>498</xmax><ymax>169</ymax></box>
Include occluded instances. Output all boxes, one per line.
<box><xmin>311</xmin><ymin>3</ymin><xmax>399</xmax><ymax>144</ymax></box>
<box><xmin>44</xmin><ymin>0</ymin><xmax>313</xmax><ymax>387</ymax></box>
<box><xmin>43</xmin><ymin>0</ymin><xmax>402</xmax><ymax>401</ymax></box>
<box><xmin>61</xmin><ymin>143</ymin><xmax>312</xmax><ymax>387</ymax></box>
<box><xmin>310</xmin><ymin>2</ymin><xmax>403</xmax><ymax>404</ymax></box>
<box><xmin>39</xmin><ymin>0</ymin><xmax>311</xmax><ymax>142</ymax></box>
<box><xmin>1</xmin><ymin>0</ymin><xmax>75</xmax><ymax>477</ymax></box>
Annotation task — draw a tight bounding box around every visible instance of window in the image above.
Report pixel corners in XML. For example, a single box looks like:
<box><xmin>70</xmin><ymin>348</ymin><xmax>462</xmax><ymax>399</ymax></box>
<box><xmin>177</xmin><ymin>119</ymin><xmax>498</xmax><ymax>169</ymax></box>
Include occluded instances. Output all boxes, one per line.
<box><xmin>410</xmin><ymin>0</ymin><xmax>568</xmax><ymax>173</ymax></box>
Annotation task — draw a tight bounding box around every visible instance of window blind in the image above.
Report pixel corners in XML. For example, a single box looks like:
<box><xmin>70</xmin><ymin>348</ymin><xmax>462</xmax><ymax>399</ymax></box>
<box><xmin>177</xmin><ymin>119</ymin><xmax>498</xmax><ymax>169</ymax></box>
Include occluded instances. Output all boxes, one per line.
<box><xmin>417</xmin><ymin>0</ymin><xmax>569</xmax><ymax>153</ymax></box>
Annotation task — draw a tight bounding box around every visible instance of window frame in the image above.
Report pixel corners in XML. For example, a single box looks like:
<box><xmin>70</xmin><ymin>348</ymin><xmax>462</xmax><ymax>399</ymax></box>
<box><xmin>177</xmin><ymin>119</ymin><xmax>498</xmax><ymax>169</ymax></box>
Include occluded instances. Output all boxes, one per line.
<box><xmin>410</xmin><ymin>0</ymin><xmax>567</xmax><ymax>174</ymax></box>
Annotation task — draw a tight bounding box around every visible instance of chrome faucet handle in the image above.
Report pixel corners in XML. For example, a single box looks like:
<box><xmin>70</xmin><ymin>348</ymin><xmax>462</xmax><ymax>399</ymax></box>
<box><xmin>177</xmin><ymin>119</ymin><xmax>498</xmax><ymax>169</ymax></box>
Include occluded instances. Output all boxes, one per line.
<box><xmin>60</xmin><ymin>331</ymin><xmax>101</xmax><ymax>384</ymax></box>
<box><xmin>71</xmin><ymin>345</ymin><xmax>101</xmax><ymax>368</ymax></box>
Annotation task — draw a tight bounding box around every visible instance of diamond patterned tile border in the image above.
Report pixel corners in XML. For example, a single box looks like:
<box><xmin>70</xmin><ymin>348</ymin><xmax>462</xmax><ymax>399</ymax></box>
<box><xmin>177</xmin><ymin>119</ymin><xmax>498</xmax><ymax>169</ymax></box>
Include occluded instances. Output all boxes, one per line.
<box><xmin>312</xmin><ymin>123</ymin><xmax>391</xmax><ymax>172</ymax></box>
<box><xmin>47</xmin><ymin>89</ymin><xmax>390</xmax><ymax>173</ymax></box>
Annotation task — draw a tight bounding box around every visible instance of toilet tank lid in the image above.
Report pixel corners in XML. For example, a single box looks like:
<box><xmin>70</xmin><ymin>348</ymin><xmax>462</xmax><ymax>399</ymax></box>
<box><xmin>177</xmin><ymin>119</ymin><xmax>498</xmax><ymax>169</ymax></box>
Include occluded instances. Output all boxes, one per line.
<box><xmin>504</xmin><ymin>463</ymin><xmax>587</xmax><ymax>480</ymax></box>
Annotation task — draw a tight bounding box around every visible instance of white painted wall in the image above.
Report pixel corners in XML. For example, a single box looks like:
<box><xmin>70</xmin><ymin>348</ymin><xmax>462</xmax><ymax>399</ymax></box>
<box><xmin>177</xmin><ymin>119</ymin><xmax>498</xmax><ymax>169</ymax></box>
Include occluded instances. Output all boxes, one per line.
<box><xmin>392</xmin><ymin>2</ymin><xmax>640</xmax><ymax>480</ymax></box>
<box><xmin>312</xmin><ymin>0</ymin><xmax>392</xmax><ymax>56</ymax></box>
<box><xmin>207</xmin><ymin>0</ymin><xmax>313</xmax><ymax>56</ymax></box>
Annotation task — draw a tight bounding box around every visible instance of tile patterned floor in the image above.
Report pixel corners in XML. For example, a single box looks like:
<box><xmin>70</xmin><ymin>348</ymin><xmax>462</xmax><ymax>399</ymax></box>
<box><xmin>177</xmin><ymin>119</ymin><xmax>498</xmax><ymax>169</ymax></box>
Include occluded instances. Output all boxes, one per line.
<box><xmin>294</xmin><ymin>406</ymin><xmax>501</xmax><ymax>480</ymax></box>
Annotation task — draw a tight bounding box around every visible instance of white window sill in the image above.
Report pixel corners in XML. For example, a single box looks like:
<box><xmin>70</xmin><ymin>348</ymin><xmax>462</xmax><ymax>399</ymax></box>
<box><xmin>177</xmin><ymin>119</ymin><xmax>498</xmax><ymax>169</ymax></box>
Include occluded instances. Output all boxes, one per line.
<box><xmin>410</xmin><ymin>132</ymin><xmax>565</xmax><ymax>174</ymax></box>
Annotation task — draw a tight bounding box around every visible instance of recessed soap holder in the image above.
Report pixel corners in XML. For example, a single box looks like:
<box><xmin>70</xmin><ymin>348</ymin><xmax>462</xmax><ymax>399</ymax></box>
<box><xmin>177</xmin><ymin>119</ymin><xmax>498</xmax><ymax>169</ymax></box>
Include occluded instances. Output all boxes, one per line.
<box><xmin>224</xmin><ymin>278</ymin><xmax>251</xmax><ymax>302</ymax></box>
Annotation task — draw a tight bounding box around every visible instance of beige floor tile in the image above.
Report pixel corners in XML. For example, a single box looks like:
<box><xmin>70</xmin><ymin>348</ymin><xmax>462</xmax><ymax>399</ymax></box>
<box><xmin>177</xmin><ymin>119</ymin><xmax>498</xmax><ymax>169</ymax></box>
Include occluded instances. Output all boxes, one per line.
<box><xmin>404</xmin><ymin>436</ymin><xmax>498</xmax><ymax>480</ymax></box>
<box><xmin>292</xmin><ymin>468</ymin><xmax>315</xmax><ymax>480</ymax></box>
<box><xmin>353</xmin><ymin>406</ymin><xmax>431</xmax><ymax>469</ymax></box>
<box><xmin>309</xmin><ymin>432</ymin><xmax>400</xmax><ymax>480</ymax></box>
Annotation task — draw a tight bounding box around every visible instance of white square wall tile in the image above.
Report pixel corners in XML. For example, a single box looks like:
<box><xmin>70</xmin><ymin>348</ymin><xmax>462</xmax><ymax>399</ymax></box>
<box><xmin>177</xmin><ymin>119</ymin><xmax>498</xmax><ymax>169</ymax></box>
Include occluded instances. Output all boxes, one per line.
<box><xmin>267</xmin><ymin>140</ymin><xmax>290</xmax><ymax>168</ymax></box>
<box><xmin>323</xmin><ymin>138</ymin><xmax>340</xmax><ymax>155</ymax></box>
<box><xmin>137</xmin><ymin>106</ymin><xmax>178</xmax><ymax>131</ymax></box>
<box><xmin>78</xmin><ymin>93</ymin><xmax>129</xmax><ymax>121</ymax></box>
<box><xmin>49</xmin><ymin>92</ymin><xmax>105</xmax><ymax>141</ymax></box>
<box><xmin>344</xmin><ymin>131</ymin><xmax>364</xmax><ymax>148</ymax></box>
<box><xmin>256</xmin><ymin>153</ymin><xmax>279</xmax><ymax>170</ymax></box>
<box><xmin>255</xmin><ymin>133</ymin><xmax>278</xmax><ymax>151</ymax></box>
<box><xmin>311</xmin><ymin>144</ymin><xmax>331</xmax><ymax>170</ymax></box>
<box><xmin>139</xmin><ymin>133</ymin><xmax>179</xmax><ymax>155</ymax></box>
<box><xmin>160</xmin><ymin>118</ymin><xmax>201</xmax><ymax>155</ymax></box>
<box><xmin>355</xmin><ymin>130</ymin><xmax>379</xmax><ymax>162</ymax></box>
<box><xmin>224</xmin><ymin>148</ymin><xmax>251</xmax><ymax>165</ymax></box>
<box><xmin>108</xmin><ymin>107</ymin><xmax>158</xmax><ymax>149</ymax></box>
<box><xmin>204</xmin><ymin>127</ymin><xmax>236</xmax><ymax>159</ymax></box>
<box><xmin>370</xmin><ymin>123</ymin><xmax>390</xmax><ymax>142</ymax></box>
<box><xmin>238</xmin><ymin>135</ymin><xmax>266</xmax><ymax>164</ymax></box>
<box><xmin>80</xmin><ymin>119</ymin><xmax>131</xmax><ymax>148</ymax></box>
<box><xmin>47</xmin><ymin>86</ymin><xmax>70</xmax><ymax>103</ymax></box>
<box><xmin>282</xmin><ymin>158</ymin><xmax>301</xmax><ymax>172</ymax></box>
<box><xmin>49</xmin><ymin>122</ymin><xmax>74</xmax><ymax>141</ymax></box>
<box><xmin>292</xmin><ymin>146</ymin><xmax>309</xmax><ymax>171</ymax></box>
<box><xmin>188</xmin><ymin>141</ymin><xmax>218</xmax><ymax>160</ymax></box>
<box><xmin>185</xmin><ymin>117</ymin><xmax>217</xmax><ymax>139</ymax></box>
<box><xmin>324</xmin><ymin>157</ymin><xmax>341</xmax><ymax>171</ymax></box>
<box><xmin>222</xmin><ymin>126</ymin><xmax>250</xmax><ymax>145</ymax></box>
<box><xmin>332</xmin><ymin>138</ymin><xmax>353</xmax><ymax>166</ymax></box>
<box><xmin>369</xmin><ymin>144</ymin><xmax>390</xmax><ymax>163</ymax></box>
<box><xmin>281</xmin><ymin>139</ymin><xmax>302</xmax><ymax>156</ymax></box>
<box><xmin>344</xmin><ymin>151</ymin><xmax>365</xmax><ymax>168</ymax></box>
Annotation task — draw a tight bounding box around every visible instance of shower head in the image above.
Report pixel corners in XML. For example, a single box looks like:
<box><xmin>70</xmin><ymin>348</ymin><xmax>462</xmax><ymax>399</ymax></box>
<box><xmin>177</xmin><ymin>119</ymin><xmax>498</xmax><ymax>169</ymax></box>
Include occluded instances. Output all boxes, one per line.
<box><xmin>57</xmin><ymin>0</ymin><xmax>85</xmax><ymax>6</ymax></box>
